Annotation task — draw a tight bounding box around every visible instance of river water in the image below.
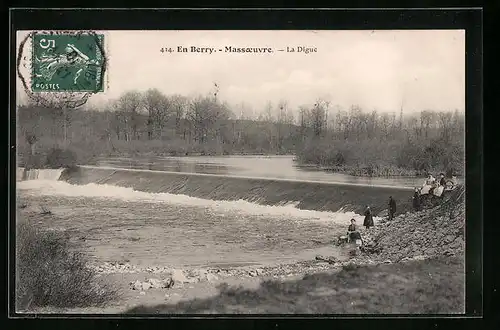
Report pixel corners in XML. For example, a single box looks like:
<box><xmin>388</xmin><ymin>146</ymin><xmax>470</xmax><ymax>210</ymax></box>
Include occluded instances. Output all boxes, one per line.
<box><xmin>17</xmin><ymin>155</ymin><xmax>423</xmax><ymax>269</ymax></box>
<box><xmin>94</xmin><ymin>155</ymin><xmax>423</xmax><ymax>188</ymax></box>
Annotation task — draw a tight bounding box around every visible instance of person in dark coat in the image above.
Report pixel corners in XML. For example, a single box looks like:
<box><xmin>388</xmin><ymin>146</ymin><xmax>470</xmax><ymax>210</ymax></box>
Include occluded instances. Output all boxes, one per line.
<box><xmin>412</xmin><ymin>188</ymin><xmax>421</xmax><ymax>211</ymax></box>
<box><xmin>388</xmin><ymin>196</ymin><xmax>397</xmax><ymax>221</ymax></box>
<box><xmin>363</xmin><ymin>206</ymin><xmax>374</xmax><ymax>229</ymax></box>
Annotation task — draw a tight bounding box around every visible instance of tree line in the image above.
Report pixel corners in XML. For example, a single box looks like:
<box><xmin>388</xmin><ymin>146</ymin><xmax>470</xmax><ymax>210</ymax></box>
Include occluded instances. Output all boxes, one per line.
<box><xmin>17</xmin><ymin>88</ymin><xmax>465</xmax><ymax>176</ymax></box>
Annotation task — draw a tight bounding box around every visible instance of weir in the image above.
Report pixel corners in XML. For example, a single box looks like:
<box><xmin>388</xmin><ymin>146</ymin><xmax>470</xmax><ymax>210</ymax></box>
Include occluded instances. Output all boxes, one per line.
<box><xmin>58</xmin><ymin>166</ymin><xmax>414</xmax><ymax>215</ymax></box>
<box><xmin>20</xmin><ymin>168</ymin><xmax>65</xmax><ymax>181</ymax></box>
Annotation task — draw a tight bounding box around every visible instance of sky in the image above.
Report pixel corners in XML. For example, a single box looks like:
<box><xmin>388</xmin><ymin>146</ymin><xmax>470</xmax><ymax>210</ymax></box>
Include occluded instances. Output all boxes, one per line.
<box><xmin>16</xmin><ymin>30</ymin><xmax>465</xmax><ymax>115</ymax></box>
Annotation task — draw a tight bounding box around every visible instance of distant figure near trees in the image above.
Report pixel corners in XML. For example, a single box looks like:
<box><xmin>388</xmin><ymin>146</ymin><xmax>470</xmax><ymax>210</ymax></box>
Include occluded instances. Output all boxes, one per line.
<box><xmin>363</xmin><ymin>206</ymin><xmax>374</xmax><ymax>229</ymax></box>
<box><xmin>388</xmin><ymin>196</ymin><xmax>397</xmax><ymax>221</ymax></box>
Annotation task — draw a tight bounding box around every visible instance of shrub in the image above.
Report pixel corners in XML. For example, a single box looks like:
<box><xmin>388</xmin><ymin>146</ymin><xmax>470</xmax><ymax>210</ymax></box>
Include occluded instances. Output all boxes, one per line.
<box><xmin>24</xmin><ymin>154</ymin><xmax>46</xmax><ymax>170</ymax></box>
<box><xmin>45</xmin><ymin>148</ymin><xmax>78</xmax><ymax>169</ymax></box>
<box><xmin>16</xmin><ymin>221</ymin><xmax>117</xmax><ymax>311</ymax></box>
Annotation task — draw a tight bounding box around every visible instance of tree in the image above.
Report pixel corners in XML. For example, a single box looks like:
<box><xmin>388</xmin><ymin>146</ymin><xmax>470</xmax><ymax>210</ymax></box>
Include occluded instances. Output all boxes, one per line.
<box><xmin>143</xmin><ymin>89</ymin><xmax>171</xmax><ymax>140</ymax></box>
<box><xmin>366</xmin><ymin>109</ymin><xmax>378</xmax><ymax>139</ymax></box>
<box><xmin>185</xmin><ymin>96</ymin><xmax>231</xmax><ymax>144</ymax></box>
<box><xmin>258</xmin><ymin>102</ymin><xmax>275</xmax><ymax>150</ymax></box>
<box><xmin>117</xmin><ymin>91</ymin><xmax>143</xmax><ymax>140</ymax></box>
<box><xmin>276</xmin><ymin>100</ymin><xmax>290</xmax><ymax>150</ymax></box>
<box><xmin>310</xmin><ymin>100</ymin><xmax>328</xmax><ymax>137</ymax></box>
<box><xmin>106</xmin><ymin>100</ymin><xmax>125</xmax><ymax>140</ymax></box>
<box><xmin>438</xmin><ymin>111</ymin><xmax>454</xmax><ymax>143</ymax></box>
<box><xmin>380</xmin><ymin>113</ymin><xmax>391</xmax><ymax>141</ymax></box>
<box><xmin>420</xmin><ymin>110</ymin><xmax>434</xmax><ymax>139</ymax></box>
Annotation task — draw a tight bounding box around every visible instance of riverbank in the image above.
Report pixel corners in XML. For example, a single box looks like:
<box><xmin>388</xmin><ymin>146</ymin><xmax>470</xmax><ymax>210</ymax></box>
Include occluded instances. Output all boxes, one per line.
<box><xmin>296</xmin><ymin>163</ymin><xmax>422</xmax><ymax>178</ymax></box>
<box><xmin>295</xmin><ymin>162</ymin><xmax>465</xmax><ymax>179</ymax></box>
<box><xmin>20</xmin><ymin>254</ymin><xmax>464</xmax><ymax>314</ymax></box>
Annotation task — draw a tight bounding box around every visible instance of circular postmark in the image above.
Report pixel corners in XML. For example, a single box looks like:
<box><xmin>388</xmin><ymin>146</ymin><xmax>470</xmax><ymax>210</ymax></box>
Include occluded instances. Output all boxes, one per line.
<box><xmin>17</xmin><ymin>30</ymin><xmax>108</xmax><ymax>109</ymax></box>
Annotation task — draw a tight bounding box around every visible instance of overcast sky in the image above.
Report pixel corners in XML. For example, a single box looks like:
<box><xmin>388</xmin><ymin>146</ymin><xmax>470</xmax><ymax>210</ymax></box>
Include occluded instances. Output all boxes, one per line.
<box><xmin>17</xmin><ymin>30</ymin><xmax>465</xmax><ymax>114</ymax></box>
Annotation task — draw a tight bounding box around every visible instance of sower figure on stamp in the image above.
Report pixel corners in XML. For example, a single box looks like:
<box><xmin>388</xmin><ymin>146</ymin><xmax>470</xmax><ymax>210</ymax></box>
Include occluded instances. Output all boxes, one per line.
<box><xmin>66</xmin><ymin>44</ymin><xmax>100</xmax><ymax>84</ymax></box>
<box><xmin>35</xmin><ymin>44</ymin><xmax>99</xmax><ymax>85</ymax></box>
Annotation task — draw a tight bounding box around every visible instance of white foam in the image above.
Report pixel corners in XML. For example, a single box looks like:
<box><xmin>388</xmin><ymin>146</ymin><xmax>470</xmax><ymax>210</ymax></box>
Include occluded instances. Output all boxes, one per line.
<box><xmin>23</xmin><ymin>169</ymin><xmax>64</xmax><ymax>181</ymax></box>
<box><xmin>17</xmin><ymin>179</ymin><xmax>372</xmax><ymax>226</ymax></box>
<box><xmin>16</xmin><ymin>167</ymin><xmax>25</xmax><ymax>181</ymax></box>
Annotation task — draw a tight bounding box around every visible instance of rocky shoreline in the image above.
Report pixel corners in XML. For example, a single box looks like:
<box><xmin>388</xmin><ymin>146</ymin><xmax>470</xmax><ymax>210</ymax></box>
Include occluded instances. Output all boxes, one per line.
<box><xmin>89</xmin><ymin>259</ymin><xmax>342</xmax><ymax>291</ymax></box>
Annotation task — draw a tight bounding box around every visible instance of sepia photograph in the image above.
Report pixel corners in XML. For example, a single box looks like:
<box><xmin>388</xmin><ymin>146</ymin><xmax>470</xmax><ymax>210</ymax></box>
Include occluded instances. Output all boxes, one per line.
<box><xmin>14</xmin><ymin>26</ymin><xmax>468</xmax><ymax>315</ymax></box>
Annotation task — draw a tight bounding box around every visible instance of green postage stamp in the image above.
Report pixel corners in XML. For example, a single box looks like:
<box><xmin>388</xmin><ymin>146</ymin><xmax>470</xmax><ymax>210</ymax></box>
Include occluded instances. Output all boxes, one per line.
<box><xmin>31</xmin><ymin>33</ymin><xmax>105</xmax><ymax>93</ymax></box>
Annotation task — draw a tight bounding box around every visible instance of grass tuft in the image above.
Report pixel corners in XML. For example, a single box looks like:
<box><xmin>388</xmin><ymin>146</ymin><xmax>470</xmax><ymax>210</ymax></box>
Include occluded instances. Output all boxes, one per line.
<box><xmin>16</xmin><ymin>221</ymin><xmax>118</xmax><ymax>311</ymax></box>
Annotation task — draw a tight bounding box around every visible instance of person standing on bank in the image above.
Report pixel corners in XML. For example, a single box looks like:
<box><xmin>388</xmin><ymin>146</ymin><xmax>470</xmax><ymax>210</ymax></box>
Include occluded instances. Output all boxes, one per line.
<box><xmin>388</xmin><ymin>196</ymin><xmax>397</xmax><ymax>221</ymax></box>
<box><xmin>363</xmin><ymin>206</ymin><xmax>374</xmax><ymax>229</ymax></box>
<box><xmin>412</xmin><ymin>188</ymin><xmax>421</xmax><ymax>211</ymax></box>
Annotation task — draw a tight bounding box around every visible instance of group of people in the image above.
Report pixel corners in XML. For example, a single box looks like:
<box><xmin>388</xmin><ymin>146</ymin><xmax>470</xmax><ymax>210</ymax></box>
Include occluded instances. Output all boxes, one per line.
<box><xmin>424</xmin><ymin>173</ymin><xmax>448</xmax><ymax>189</ymax></box>
<box><xmin>413</xmin><ymin>172</ymin><xmax>455</xmax><ymax>210</ymax></box>
<box><xmin>345</xmin><ymin>172</ymin><xmax>456</xmax><ymax>245</ymax></box>
<box><xmin>346</xmin><ymin>196</ymin><xmax>397</xmax><ymax>244</ymax></box>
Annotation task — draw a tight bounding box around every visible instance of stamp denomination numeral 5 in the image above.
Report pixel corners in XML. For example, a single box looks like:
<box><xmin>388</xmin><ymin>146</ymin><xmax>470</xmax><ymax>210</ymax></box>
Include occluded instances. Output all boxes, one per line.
<box><xmin>39</xmin><ymin>39</ymin><xmax>56</xmax><ymax>49</ymax></box>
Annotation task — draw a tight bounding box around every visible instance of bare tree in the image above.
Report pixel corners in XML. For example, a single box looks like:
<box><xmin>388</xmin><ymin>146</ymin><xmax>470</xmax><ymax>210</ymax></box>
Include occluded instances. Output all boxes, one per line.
<box><xmin>380</xmin><ymin>113</ymin><xmax>391</xmax><ymax>141</ymax></box>
<box><xmin>366</xmin><ymin>109</ymin><xmax>378</xmax><ymax>139</ymax></box>
<box><xmin>451</xmin><ymin>109</ymin><xmax>465</xmax><ymax>138</ymax></box>
<box><xmin>406</xmin><ymin>114</ymin><xmax>420</xmax><ymax>140</ymax></box>
<box><xmin>420</xmin><ymin>110</ymin><xmax>434</xmax><ymax>139</ymax></box>
<box><xmin>310</xmin><ymin>99</ymin><xmax>328</xmax><ymax>137</ymax></box>
<box><xmin>186</xmin><ymin>96</ymin><xmax>231</xmax><ymax>144</ymax></box>
<box><xmin>163</xmin><ymin>94</ymin><xmax>188</xmax><ymax>139</ymax></box>
<box><xmin>117</xmin><ymin>91</ymin><xmax>143</xmax><ymax>140</ymax></box>
<box><xmin>438</xmin><ymin>111</ymin><xmax>454</xmax><ymax>143</ymax></box>
<box><xmin>144</xmin><ymin>89</ymin><xmax>172</xmax><ymax>140</ymax></box>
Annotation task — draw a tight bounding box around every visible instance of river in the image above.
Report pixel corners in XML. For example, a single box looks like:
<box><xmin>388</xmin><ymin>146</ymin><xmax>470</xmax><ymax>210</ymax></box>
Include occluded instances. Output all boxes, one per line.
<box><xmin>94</xmin><ymin>155</ymin><xmax>423</xmax><ymax>188</ymax></box>
<box><xmin>16</xmin><ymin>155</ymin><xmax>423</xmax><ymax>269</ymax></box>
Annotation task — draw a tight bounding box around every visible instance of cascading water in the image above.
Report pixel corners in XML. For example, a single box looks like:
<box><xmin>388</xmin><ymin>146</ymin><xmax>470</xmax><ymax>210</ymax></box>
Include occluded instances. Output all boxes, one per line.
<box><xmin>21</xmin><ymin>168</ymin><xmax>65</xmax><ymax>181</ymax></box>
<box><xmin>58</xmin><ymin>166</ymin><xmax>414</xmax><ymax>214</ymax></box>
<box><xmin>16</xmin><ymin>167</ymin><xmax>25</xmax><ymax>181</ymax></box>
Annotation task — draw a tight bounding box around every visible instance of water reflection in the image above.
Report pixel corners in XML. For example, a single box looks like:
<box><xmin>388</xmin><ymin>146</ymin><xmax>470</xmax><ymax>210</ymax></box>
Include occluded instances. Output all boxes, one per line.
<box><xmin>95</xmin><ymin>155</ymin><xmax>424</xmax><ymax>188</ymax></box>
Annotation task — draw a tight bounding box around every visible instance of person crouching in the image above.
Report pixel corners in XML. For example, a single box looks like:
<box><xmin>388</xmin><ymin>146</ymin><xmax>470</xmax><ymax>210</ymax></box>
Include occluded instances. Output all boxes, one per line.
<box><xmin>347</xmin><ymin>218</ymin><xmax>363</xmax><ymax>245</ymax></box>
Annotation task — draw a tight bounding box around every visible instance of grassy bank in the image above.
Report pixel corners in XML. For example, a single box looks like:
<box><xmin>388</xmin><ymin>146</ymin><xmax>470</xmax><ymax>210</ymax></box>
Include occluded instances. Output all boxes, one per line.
<box><xmin>125</xmin><ymin>256</ymin><xmax>464</xmax><ymax>314</ymax></box>
<box><xmin>15</xmin><ymin>220</ymin><xmax>118</xmax><ymax>312</ymax></box>
<box><xmin>295</xmin><ymin>136</ymin><xmax>464</xmax><ymax>178</ymax></box>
